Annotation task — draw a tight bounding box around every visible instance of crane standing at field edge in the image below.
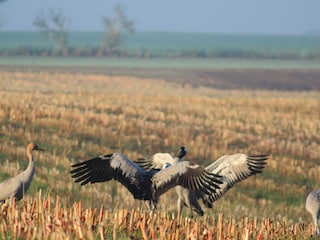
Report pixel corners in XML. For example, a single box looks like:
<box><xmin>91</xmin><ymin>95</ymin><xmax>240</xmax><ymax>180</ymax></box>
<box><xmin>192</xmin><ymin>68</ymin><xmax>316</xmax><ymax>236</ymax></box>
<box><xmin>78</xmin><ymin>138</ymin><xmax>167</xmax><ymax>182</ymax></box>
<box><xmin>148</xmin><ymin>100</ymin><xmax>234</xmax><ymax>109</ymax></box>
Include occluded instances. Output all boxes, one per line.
<box><xmin>0</xmin><ymin>143</ymin><xmax>44</xmax><ymax>202</ymax></box>
<box><xmin>306</xmin><ymin>189</ymin><xmax>320</xmax><ymax>235</ymax></box>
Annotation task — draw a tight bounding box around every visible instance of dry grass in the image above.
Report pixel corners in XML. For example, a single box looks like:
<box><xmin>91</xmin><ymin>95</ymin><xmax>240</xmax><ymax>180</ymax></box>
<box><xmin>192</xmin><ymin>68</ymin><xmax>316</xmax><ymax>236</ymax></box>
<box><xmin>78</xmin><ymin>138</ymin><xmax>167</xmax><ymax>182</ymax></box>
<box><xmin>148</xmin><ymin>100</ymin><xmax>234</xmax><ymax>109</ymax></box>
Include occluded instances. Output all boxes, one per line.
<box><xmin>0</xmin><ymin>70</ymin><xmax>319</xmax><ymax>239</ymax></box>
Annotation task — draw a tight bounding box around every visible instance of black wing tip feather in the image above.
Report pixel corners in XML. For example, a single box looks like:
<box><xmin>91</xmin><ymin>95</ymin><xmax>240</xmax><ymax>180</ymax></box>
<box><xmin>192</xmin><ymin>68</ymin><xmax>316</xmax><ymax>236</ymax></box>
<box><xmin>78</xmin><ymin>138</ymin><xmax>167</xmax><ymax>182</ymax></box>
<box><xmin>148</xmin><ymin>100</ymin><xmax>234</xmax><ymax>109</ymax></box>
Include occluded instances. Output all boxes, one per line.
<box><xmin>70</xmin><ymin>154</ymin><xmax>113</xmax><ymax>185</ymax></box>
<box><xmin>134</xmin><ymin>157</ymin><xmax>153</xmax><ymax>171</ymax></box>
<box><xmin>205</xmin><ymin>171</ymin><xmax>223</xmax><ymax>184</ymax></box>
<box><xmin>247</xmin><ymin>154</ymin><xmax>269</xmax><ymax>160</ymax></box>
<box><xmin>247</xmin><ymin>154</ymin><xmax>269</xmax><ymax>164</ymax></box>
<box><xmin>70</xmin><ymin>161</ymin><xmax>87</xmax><ymax>169</ymax></box>
<box><xmin>70</xmin><ymin>159</ymin><xmax>91</xmax><ymax>174</ymax></box>
<box><xmin>181</xmin><ymin>169</ymin><xmax>223</xmax><ymax>196</ymax></box>
<box><xmin>200</xmin><ymin>171</ymin><xmax>223</xmax><ymax>194</ymax></box>
<box><xmin>247</xmin><ymin>154</ymin><xmax>269</xmax><ymax>174</ymax></box>
<box><xmin>70</xmin><ymin>156</ymin><xmax>98</xmax><ymax>168</ymax></box>
<box><xmin>70</xmin><ymin>163</ymin><xmax>91</xmax><ymax>185</ymax></box>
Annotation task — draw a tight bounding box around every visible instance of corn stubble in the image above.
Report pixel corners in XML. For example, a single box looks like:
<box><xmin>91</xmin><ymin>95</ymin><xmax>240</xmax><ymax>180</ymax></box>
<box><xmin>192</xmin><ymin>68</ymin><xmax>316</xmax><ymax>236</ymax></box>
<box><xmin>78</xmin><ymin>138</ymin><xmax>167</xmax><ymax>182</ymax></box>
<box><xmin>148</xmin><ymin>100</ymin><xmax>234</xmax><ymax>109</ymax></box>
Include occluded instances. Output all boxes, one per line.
<box><xmin>0</xmin><ymin>192</ymin><xmax>315</xmax><ymax>240</ymax></box>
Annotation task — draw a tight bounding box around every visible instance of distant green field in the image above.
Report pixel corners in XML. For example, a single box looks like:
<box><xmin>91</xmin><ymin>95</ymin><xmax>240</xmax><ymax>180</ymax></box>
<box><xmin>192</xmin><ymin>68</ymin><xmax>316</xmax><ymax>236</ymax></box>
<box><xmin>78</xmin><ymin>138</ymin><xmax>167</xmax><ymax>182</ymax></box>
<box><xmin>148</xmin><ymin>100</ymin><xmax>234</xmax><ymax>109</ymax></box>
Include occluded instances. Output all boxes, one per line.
<box><xmin>0</xmin><ymin>56</ymin><xmax>319</xmax><ymax>70</ymax></box>
<box><xmin>1</xmin><ymin>31</ymin><xmax>320</xmax><ymax>59</ymax></box>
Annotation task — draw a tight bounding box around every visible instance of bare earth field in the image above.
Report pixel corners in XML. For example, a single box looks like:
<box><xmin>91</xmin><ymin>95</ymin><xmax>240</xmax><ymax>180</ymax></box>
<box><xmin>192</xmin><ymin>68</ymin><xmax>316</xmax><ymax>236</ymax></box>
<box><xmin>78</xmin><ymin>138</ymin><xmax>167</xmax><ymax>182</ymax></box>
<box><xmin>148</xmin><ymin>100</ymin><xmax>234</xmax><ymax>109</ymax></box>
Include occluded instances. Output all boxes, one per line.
<box><xmin>0</xmin><ymin>67</ymin><xmax>319</xmax><ymax>239</ymax></box>
<box><xmin>2</xmin><ymin>65</ymin><xmax>320</xmax><ymax>91</ymax></box>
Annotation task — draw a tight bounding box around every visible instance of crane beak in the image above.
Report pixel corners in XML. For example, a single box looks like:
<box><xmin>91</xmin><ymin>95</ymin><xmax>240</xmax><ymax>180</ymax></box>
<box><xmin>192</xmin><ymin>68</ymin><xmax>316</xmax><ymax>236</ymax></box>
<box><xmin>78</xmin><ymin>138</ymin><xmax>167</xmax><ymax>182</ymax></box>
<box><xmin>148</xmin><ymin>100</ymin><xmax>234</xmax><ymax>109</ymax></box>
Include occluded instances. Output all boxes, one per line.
<box><xmin>36</xmin><ymin>146</ymin><xmax>45</xmax><ymax>151</ymax></box>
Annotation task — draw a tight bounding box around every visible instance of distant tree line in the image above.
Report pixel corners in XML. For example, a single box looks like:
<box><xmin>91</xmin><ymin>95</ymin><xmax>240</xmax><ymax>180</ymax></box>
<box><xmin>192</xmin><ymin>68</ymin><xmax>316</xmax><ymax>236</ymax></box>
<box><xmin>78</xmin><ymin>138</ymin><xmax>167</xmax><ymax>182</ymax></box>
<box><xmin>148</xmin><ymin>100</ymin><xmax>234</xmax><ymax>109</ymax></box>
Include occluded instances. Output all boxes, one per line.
<box><xmin>0</xmin><ymin>4</ymin><xmax>136</xmax><ymax>57</ymax></box>
<box><xmin>1</xmin><ymin>46</ymin><xmax>319</xmax><ymax>60</ymax></box>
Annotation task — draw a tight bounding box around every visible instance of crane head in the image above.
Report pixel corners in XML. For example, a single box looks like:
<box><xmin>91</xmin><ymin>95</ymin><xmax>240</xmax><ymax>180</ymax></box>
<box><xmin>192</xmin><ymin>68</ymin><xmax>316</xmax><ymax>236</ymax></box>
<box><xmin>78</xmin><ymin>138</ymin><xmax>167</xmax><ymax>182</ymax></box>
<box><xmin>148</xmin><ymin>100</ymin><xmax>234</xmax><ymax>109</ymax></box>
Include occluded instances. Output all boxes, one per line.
<box><xmin>28</xmin><ymin>143</ymin><xmax>45</xmax><ymax>152</ymax></box>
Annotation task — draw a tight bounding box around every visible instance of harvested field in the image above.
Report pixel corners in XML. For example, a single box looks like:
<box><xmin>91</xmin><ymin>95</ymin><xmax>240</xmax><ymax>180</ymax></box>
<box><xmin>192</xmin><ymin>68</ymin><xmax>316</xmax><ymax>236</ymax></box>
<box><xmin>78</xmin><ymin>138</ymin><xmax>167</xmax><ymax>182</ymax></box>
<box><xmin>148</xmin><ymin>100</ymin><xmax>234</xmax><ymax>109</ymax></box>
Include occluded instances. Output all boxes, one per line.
<box><xmin>0</xmin><ymin>69</ymin><xmax>319</xmax><ymax>239</ymax></box>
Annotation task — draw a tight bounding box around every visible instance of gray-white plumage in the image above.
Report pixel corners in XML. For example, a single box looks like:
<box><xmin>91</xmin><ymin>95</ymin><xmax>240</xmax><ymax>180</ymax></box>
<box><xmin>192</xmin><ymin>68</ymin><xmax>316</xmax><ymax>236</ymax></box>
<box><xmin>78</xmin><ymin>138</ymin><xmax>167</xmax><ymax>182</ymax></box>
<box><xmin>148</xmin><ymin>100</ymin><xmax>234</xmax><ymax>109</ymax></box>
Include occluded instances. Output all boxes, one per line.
<box><xmin>70</xmin><ymin>149</ymin><xmax>222</xmax><ymax>210</ymax></box>
<box><xmin>198</xmin><ymin>154</ymin><xmax>268</xmax><ymax>205</ymax></box>
<box><xmin>306</xmin><ymin>189</ymin><xmax>320</xmax><ymax>235</ymax></box>
<box><xmin>136</xmin><ymin>152</ymin><xmax>268</xmax><ymax>217</ymax></box>
<box><xmin>0</xmin><ymin>143</ymin><xmax>44</xmax><ymax>202</ymax></box>
<box><xmin>136</xmin><ymin>146</ymin><xmax>187</xmax><ymax>170</ymax></box>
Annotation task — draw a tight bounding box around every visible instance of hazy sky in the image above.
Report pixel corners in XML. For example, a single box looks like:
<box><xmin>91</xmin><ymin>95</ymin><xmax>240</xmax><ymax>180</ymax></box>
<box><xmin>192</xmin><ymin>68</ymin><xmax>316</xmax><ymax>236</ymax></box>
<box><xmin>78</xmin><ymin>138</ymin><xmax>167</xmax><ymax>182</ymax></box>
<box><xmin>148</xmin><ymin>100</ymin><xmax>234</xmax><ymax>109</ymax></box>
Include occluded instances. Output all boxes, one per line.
<box><xmin>1</xmin><ymin>0</ymin><xmax>319</xmax><ymax>35</ymax></box>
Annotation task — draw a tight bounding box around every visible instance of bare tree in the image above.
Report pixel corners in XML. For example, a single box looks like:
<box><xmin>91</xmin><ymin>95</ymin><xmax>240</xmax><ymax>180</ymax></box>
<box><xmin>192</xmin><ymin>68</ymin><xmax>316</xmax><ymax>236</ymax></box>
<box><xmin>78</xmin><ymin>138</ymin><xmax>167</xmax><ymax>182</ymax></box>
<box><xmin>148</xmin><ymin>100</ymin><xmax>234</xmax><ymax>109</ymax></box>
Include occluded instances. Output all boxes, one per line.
<box><xmin>100</xmin><ymin>4</ymin><xmax>135</xmax><ymax>55</ymax></box>
<box><xmin>0</xmin><ymin>0</ymin><xmax>7</xmax><ymax>27</ymax></box>
<box><xmin>33</xmin><ymin>9</ymin><xmax>70</xmax><ymax>56</ymax></box>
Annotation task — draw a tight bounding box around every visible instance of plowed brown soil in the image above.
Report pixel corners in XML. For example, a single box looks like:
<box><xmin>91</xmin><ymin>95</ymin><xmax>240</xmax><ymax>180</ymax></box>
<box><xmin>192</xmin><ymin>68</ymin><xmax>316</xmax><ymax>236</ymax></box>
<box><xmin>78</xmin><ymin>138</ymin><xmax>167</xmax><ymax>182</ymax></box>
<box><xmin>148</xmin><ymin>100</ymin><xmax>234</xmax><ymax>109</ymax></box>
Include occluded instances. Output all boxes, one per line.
<box><xmin>2</xmin><ymin>65</ymin><xmax>319</xmax><ymax>91</ymax></box>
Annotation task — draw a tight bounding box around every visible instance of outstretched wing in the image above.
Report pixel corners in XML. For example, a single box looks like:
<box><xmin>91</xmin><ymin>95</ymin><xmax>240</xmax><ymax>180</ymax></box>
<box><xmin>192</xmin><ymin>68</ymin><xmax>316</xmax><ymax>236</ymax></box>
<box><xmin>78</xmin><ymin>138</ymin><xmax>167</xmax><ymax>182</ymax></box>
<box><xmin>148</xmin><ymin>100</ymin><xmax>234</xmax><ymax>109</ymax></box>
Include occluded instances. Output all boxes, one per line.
<box><xmin>70</xmin><ymin>153</ymin><xmax>145</xmax><ymax>197</ymax></box>
<box><xmin>198</xmin><ymin>154</ymin><xmax>269</xmax><ymax>207</ymax></box>
<box><xmin>151</xmin><ymin>161</ymin><xmax>222</xmax><ymax>198</ymax></box>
